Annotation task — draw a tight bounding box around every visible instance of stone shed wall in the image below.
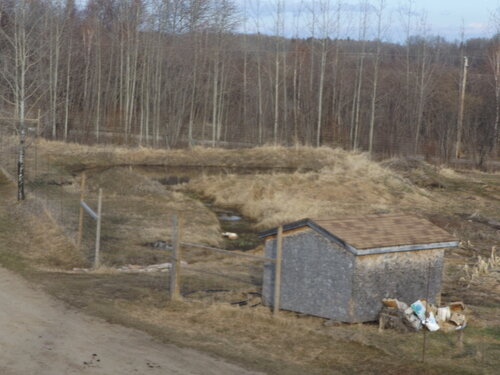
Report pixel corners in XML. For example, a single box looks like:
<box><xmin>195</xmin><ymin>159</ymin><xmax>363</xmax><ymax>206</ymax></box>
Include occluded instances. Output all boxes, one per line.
<box><xmin>262</xmin><ymin>228</ymin><xmax>355</xmax><ymax>321</ymax></box>
<box><xmin>351</xmin><ymin>249</ymin><xmax>445</xmax><ymax>322</ymax></box>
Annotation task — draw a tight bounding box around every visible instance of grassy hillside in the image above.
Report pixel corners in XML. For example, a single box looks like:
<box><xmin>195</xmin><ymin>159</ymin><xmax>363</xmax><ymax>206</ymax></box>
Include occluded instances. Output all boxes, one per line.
<box><xmin>184</xmin><ymin>150</ymin><xmax>432</xmax><ymax>229</ymax></box>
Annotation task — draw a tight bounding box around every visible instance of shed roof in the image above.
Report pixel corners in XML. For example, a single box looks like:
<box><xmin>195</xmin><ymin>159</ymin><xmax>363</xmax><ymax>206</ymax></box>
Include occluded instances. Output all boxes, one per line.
<box><xmin>259</xmin><ymin>214</ymin><xmax>459</xmax><ymax>255</ymax></box>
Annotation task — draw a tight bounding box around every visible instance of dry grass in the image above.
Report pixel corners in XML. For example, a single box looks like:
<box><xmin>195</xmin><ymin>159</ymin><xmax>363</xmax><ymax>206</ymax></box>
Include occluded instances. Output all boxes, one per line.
<box><xmin>14</xmin><ymin>262</ymin><xmax>497</xmax><ymax>375</ymax></box>
<box><xmin>444</xmin><ymin>247</ymin><xmax>500</xmax><ymax>307</ymax></box>
<box><xmin>40</xmin><ymin>140</ymin><xmax>370</xmax><ymax>171</ymax></box>
<box><xmin>185</xmin><ymin>151</ymin><xmax>432</xmax><ymax>228</ymax></box>
<box><xmin>111</xmin><ymin>296</ymin><xmax>498</xmax><ymax>375</ymax></box>
<box><xmin>1</xmin><ymin>138</ymin><xmax>499</xmax><ymax>374</ymax></box>
<box><xmin>21</xmin><ymin>162</ymin><xmax>222</xmax><ymax>267</ymax></box>
<box><xmin>0</xmin><ymin>173</ymin><xmax>84</xmax><ymax>270</ymax></box>
<box><xmin>77</xmin><ymin>170</ymin><xmax>222</xmax><ymax>265</ymax></box>
<box><xmin>22</xmin><ymin>209</ymin><xmax>83</xmax><ymax>268</ymax></box>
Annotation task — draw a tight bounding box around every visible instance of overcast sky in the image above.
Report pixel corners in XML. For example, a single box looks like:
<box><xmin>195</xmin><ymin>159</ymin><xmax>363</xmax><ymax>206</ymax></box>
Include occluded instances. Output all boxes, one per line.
<box><xmin>237</xmin><ymin>0</ymin><xmax>499</xmax><ymax>42</ymax></box>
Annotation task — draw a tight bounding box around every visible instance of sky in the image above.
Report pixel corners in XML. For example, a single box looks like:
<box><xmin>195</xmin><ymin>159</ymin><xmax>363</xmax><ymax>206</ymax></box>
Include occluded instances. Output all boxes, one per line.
<box><xmin>237</xmin><ymin>0</ymin><xmax>500</xmax><ymax>42</ymax></box>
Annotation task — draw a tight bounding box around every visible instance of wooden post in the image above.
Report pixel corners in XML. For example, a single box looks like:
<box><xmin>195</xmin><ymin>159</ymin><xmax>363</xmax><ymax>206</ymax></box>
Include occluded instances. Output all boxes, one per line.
<box><xmin>170</xmin><ymin>215</ymin><xmax>183</xmax><ymax>301</ymax></box>
<box><xmin>36</xmin><ymin>109</ymin><xmax>41</xmax><ymax>137</ymax></box>
<box><xmin>457</xmin><ymin>329</ymin><xmax>464</xmax><ymax>351</ymax></box>
<box><xmin>94</xmin><ymin>188</ymin><xmax>103</xmax><ymax>269</ymax></box>
<box><xmin>378</xmin><ymin>313</ymin><xmax>386</xmax><ymax>332</ymax></box>
<box><xmin>35</xmin><ymin>109</ymin><xmax>40</xmax><ymax>177</ymax></box>
<box><xmin>273</xmin><ymin>225</ymin><xmax>283</xmax><ymax>316</ymax></box>
<box><xmin>77</xmin><ymin>172</ymin><xmax>86</xmax><ymax>251</ymax></box>
<box><xmin>422</xmin><ymin>260</ymin><xmax>432</xmax><ymax>363</ymax></box>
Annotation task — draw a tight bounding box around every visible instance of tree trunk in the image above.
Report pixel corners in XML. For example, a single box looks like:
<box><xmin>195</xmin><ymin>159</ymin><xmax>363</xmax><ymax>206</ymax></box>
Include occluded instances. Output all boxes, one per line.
<box><xmin>369</xmin><ymin>1</ymin><xmax>384</xmax><ymax>155</ymax></box>
<box><xmin>257</xmin><ymin>45</ymin><xmax>264</xmax><ymax>144</ymax></box>
<box><xmin>414</xmin><ymin>40</ymin><xmax>427</xmax><ymax>154</ymax></box>
<box><xmin>353</xmin><ymin>50</ymin><xmax>366</xmax><ymax>150</ymax></box>
<box><xmin>188</xmin><ymin>33</ymin><xmax>199</xmax><ymax>147</ymax></box>
<box><xmin>455</xmin><ymin>56</ymin><xmax>469</xmax><ymax>158</ymax></box>
<box><xmin>64</xmin><ymin>37</ymin><xmax>72</xmax><ymax>141</ymax></box>
<box><xmin>212</xmin><ymin>49</ymin><xmax>220</xmax><ymax>147</ymax></box>
<box><xmin>369</xmin><ymin>45</ymin><xmax>380</xmax><ymax>155</ymax></box>
<box><xmin>316</xmin><ymin>38</ymin><xmax>327</xmax><ymax>147</ymax></box>
<box><xmin>274</xmin><ymin>45</ymin><xmax>280</xmax><ymax>144</ymax></box>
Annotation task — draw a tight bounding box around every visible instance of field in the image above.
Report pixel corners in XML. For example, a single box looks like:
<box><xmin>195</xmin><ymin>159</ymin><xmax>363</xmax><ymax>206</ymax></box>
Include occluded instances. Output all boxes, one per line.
<box><xmin>0</xmin><ymin>138</ymin><xmax>499</xmax><ymax>374</ymax></box>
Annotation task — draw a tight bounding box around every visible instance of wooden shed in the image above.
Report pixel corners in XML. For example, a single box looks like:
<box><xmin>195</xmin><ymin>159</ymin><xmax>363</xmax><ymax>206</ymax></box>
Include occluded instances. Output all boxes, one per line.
<box><xmin>260</xmin><ymin>214</ymin><xmax>459</xmax><ymax>322</ymax></box>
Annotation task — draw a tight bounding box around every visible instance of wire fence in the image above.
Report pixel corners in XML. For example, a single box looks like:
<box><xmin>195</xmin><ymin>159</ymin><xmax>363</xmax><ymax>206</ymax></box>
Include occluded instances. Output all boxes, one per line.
<box><xmin>0</xmin><ymin>126</ymin><xmax>270</xmax><ymax>307</ymax></box>
<box><xmin>175</xmin><ymin>230</ymin><xmax>267</xmax><ymax>308</ymax></box>
<box><xmin>174</xmin><ymin>248</ymin><xmax>266</xmax><ymax>306</ymax></box>
<box><xmin>0</xmin><ymin>126</ymin><xmax>81</xmax><ymax>241</ymax></box>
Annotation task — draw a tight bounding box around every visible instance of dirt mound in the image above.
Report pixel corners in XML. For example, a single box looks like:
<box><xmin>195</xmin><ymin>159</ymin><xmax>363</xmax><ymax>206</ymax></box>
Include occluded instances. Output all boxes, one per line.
<box><xmin>43</xmin><ymin>139</ymin><xmax>387</xmax><ymax>172</ymax></box>
<box><xmin>86</xmin><ymin>167</ymin><xmax>167</xmax><ymax>196</ymax></box>
<box><xmin>381</xmin><ymin>158</ymin><xmax>455</xmax><ymax>189</ymax></box>
<box><xmin>186</xmin><ymin>151</ymin><xmax>431</xmax><ymax>229</ymax></box>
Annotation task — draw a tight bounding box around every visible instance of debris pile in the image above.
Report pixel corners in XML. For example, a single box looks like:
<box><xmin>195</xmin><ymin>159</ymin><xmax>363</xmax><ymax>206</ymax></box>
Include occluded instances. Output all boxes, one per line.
<box><xmin>117</xmin><ymin>262</ymin><xmax>188</xmax><ymax>273</ymax></box>
<box><xmin>379</xmin><ymin>298</ymin><xmax>466</xmax><ymax>333</ymax></box>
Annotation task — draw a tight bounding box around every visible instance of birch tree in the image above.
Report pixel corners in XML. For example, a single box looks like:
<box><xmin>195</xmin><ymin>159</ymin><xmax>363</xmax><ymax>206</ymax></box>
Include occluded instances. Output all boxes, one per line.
<box><xmin>490</xmin><ymin>9</ymin><xmax>500</xmax><ymax>153</ymax></box>
<box><xmin>273</xmin><ymin>0</ymin><xmax>284</xmax><ymax>144</ymax></box>
<box><xmin>368</xmin><ymin>0</ymin><xmax>385</xmax><ymax>155</ymax></box>
<box><xmin>352</xmin><ymin>0</ymin><xmax>369</xmax><ymax>150</ymax></box>
<box><xmin>315</xmin><ymin>0</ymin><xmax>332</xmax><ymax>147</ymax></box>
<box><xmin>0</xmin><ymin>0</ymin><xmax>45</xmax><ymax>200</ymax></box>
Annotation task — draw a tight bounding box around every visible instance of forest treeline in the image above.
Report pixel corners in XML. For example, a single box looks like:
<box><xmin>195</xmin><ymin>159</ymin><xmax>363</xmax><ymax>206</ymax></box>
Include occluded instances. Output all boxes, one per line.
<box><xmin>0</xmin><ymin>0</ymin><xmax>499</xmax><ymax>165</ymax></box>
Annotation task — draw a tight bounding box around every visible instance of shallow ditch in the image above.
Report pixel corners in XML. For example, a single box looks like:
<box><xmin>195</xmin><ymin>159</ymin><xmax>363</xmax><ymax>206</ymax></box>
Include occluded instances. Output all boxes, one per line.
<box><xmin>130</xmin><ymin>165</ymin><xmax>276</xmax><ymax>251</ymax></box>
<box><xmin>184</xmin><ymin>191</ymin><xmax>261</xmax><ymax>251</ymax></box>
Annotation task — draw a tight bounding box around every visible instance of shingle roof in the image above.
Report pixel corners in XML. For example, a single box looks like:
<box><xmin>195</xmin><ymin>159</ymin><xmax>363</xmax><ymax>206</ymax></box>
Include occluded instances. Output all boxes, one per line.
<box><xmin>259</xmin><ymin>214</ymin><xmax>459</xmax><ymax>254</ymax></box>
<box><xmin>311</xmin><ymin>214</ymin><xmax>457</xmax><ymax>250</ymax></box>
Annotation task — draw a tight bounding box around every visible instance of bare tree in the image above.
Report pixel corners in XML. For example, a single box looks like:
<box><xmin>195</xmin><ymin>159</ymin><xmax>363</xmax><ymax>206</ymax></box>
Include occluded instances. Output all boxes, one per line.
<box><xmin>0</xmin><ymin>0</ymin><xmax>45</xmax><ymax>200</ymax></box>
<box><xmin>0</xmin><ymin>0</ymin><xmax>497</xmax><ymax>163</ymax></box>
<box><xmin>490</xmin><ymin>8</ymin><xmax>500</xmax><ymax>153</ymax></box>
<box><xmin>402</xmin><ymin>0</ymin><xmax>414</xmax><ymax>130</ymax></box>
<box><xmin>368</xmin><ymin>0</ymin><xmax>385</xmax><ymax>155</ymax></box>
<box><xmin>330</xmin><ymin>0</ymin><xmax>342</xmax><ymax>146</ymax></box>
<box><xmin>63</xmin><ymin>0</ymin><xmax>76</xmax><ymax>141</ymax></box>
<box><xmin>273</xmin><ymin>0</ymin><xmax>284</xmax><ymax>144</ymax></box>
<box><xmin>352</xmin><ymin>0</ymin><xmax>369</xmax><ymax>150</ymax></box>
<box><xmin>413</xmin><ymin>13</ymin><xmax>435</xmax><ymax>154</ymax></box>
<box><xmin>315</xmin><ymin>0</ymin><xmax>332</xmax><ymax>147</ymax></box>
<box><xmin>455</xmin><ymin>56</ymin><xmax>469</xmax><ymax>159</ymax></box>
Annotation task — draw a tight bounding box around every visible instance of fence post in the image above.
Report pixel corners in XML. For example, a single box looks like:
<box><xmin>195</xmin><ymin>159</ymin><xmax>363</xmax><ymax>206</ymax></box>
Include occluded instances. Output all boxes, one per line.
<box><xmin>170</xmin><ymin>215</ymin><xmax>183</xmax><ymax>301</ymax></box>
<box><xmin>77</xmin><ymin>172</ymin><xmax>86</xmax><ymax>251</ymax></box>
<box><xmin>457</xmin><ymin>329</ymin><xmax>464</xmax><ymax>350</ymax></box>
<box><xmin>94</xmin><ymin>188</ymin><xmax>103</xmax><ymax>269</ymax></box>
<box><xmin>273</xmin><ymin>225</ymin><xmax>283</xmax><ymax>316</ymax></box>
<box><xmin>36</xmin><ymin>109</ymin><xmax>41</xmax><ymax>137</ymax></box>
<box><xmin>35</xmin><ymin>109</ymin><xmax>40</xmax><ymax>177</ymax></box>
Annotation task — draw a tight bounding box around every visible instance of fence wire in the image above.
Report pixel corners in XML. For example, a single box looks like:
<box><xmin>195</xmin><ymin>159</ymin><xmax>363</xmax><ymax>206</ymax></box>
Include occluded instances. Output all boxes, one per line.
<box><xmin>0</xmin><ymin>127</ymin><xmax>265</xmax><ymax>305</ymax></box>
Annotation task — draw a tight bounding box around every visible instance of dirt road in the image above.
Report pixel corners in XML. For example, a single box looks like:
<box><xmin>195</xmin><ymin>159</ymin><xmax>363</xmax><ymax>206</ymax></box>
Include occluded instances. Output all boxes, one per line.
<box><xmin>0</xmin><ymin>267</ymin><xmax>261</xmax><ymax>375</ymax></box>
